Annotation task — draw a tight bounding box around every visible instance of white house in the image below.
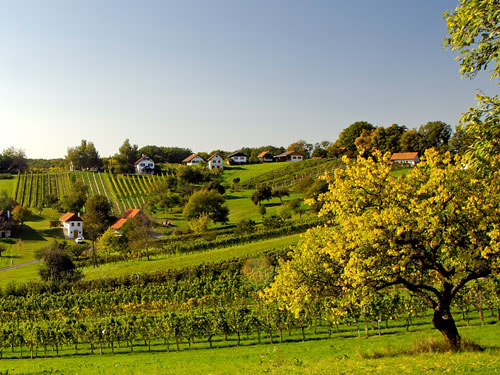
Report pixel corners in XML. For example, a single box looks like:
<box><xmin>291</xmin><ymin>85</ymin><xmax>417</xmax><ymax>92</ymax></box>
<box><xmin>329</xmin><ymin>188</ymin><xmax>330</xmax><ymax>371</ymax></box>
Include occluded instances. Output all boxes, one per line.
<box><xmin>275</xmin><ymin>151</ymin><xmax>304</xmax><ymax>162</ymax></box>
<box><xmin>227</xmin><ymin>152</ymin><xmax>247</xmax><ymax>165</ymax></box>
<box><xmin>59</xmin><ymin>212</ymin><xmax>83</xmax><ymax>239</ymax></box>
<box><xmin>390</xmin><ymin>152</ymin><xmax>420</xmax><ymax>166</ymax></box>
<box><xmin>208</xmin><ymin>154</ymin><xmax>224</xmax><ymax>170</ymax></box>
<box><xmin>182</xmin><ymin>154</ymin><xmax>205</xmax><ymax>166</ymax></box>
<box><xmin>0</xmin><ymin>210</ymin><xmax>12</xmax><ymax>238</ymax></box>
<box><xmin>135</xmin><ymin>155</ymin><xmax>155</xmax><ymax>174</ymax></box>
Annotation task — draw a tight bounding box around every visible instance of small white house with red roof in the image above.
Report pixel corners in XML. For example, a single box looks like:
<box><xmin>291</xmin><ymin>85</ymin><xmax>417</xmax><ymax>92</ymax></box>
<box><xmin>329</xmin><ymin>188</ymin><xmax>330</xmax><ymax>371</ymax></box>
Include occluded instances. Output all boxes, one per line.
<box><xmin>390</xmin><ymin>152</ymin><xmax>420</xmax><ymax>166</ymax></box>
<box><xmin>182</xmin><ymin>154</ymin><xmax>205</xmax><ymax>166</ymax></box>
<box><xmin>135</xmin><ymin>155</ymin><xmax>155</xmax><ymax>174</ymax></box>
<box><xmin>59</xmin><ymin>212</ymin><xmax>83</xmax><ymax>239</ymax></box>
<box><xmin>208</xmin><ymin>154</ymin><xmax>224</xmax><ymax>170</ymax></box>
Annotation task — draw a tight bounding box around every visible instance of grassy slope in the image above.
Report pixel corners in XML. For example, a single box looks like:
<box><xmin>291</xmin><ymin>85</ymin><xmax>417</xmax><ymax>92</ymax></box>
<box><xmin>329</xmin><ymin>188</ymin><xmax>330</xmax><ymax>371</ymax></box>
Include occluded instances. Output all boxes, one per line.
<box><xmin>0</xmin><ymin>233</ymin><xmax>301</xmax><ymax>287</ymax></box>
<box><xmin>222</xmin><ymin>163</ymin><xmax>290</xmax><ymax>184</ymax></box>
<box><xmin>2</xmin><ymin>319</ymin><xmax>499</xmax><ymax>374</ymax></box>
<box><xmin>0</xmin><ymin>208</ymin><xmax>64</xmax><ymax>268</ymax></box>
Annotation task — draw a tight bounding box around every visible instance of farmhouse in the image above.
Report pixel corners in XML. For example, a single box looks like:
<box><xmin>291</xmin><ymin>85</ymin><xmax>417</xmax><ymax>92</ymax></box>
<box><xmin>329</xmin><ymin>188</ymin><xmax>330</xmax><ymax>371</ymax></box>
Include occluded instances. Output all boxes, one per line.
<box><xmin>390</xmin><ymin>152</ymin><xmax>420</xmax><ymax>166</ymax></box>
<box><xmin>59</xmin><ymin>212</ymin><xmax>83</xmax><ymax>239</ymax></box>
<box><xmin>135</xmin><ymin>154</ymin><xmax>155</xmax><ymax>174</ymax></box>
<box><xmin>182</xmin><ymin>154</ymin><xmax>205</xmax><ymax>166</ymax></box>
<box><xmin>258</xmin><ymin>151</ymin><xmax>274</xmax><ymax>163</ymax></box>
<box><xmin>207</xmin><ymin>154</ymin><xmax>224</xmax><ymax>170</ymax></box>
<box><xmin>226</xmin><ymin>152</ymin><xmax>247</xmax><ymax>165</ymax></box>
<box><xmin>0</xmin><ymin>210</ymin><xmax>12</xmax><ymax>238</ymax></box>
<box><xmin>275</xmin><ymin>151</ymin><xmax>304</xmax><ymax>162</ymax></box>
<box><xmin>110</xmin><ymin>208</ymin><xmax>143</xmax><ymax>230</ymax></box>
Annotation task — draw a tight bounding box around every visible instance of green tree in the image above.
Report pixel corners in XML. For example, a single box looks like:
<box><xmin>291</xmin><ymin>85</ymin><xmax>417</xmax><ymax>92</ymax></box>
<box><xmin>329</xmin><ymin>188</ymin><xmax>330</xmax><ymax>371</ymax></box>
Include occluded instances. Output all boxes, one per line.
<box><xmin>265</xmin><ymin>150</ymin><xmax>500</xmax><ymax>349</ymax></box>
<box><xmin>334</xmin><ymin>121</ymin><xmax>375</xmax><ymax>151</ymax></box>
<box><xmin>60</xmin><ymin>179</ymin><xmax>88</xmax><ymax>213</ymax></box>
<box><xmin>400</xmin><ymin>129</ymin><xmax>421</xmax><ymax>152</ymax></box>
<box><xmin>183</xmin><ymin>190</ymin><xmax>229</xmax><ymax>224</ymax></box>
<box><xmin>251</xmin><ymin>187</ymin><xmax>272</xmax><ymax>206</ymax></box>
<box><xmin>271</xmin><ymin>187</ymin><xmax>290</xmax><ymax>204</ymax></box>
<box><xmin>417</xmin><ymin>121</ymin><xmax>452</xmax><ymax>151</ymax></box>
<box><xmin>444</xmin><ymin>0</ymin><xmax>500</xmax><ymax>170</ymax></box>
<box><xmin>0</xmin><ymin>190</ymin><xmax>17</xmax><ymax>211</ymax></box>
<box><xmin>66</xmin><ymin>140</ymin><xmax>103</xmax><ymax>170</ymax></box>
<box><xmin>38</xmin><ymin>242</ymin><xmax>83</xmax><ymax>283</ymax></box>
<box><xmin>12</xmin><ymin>205</ymin><xmax>32</xmax><ymax>228</ymax></box>
<box><xmin>83</xmin><ymin>195</ymin><xmax>113</xmax><ymax>266</ymax></box>
<box><xmin>114</xmin><ymin>139</ymin><xmax>138</xmax><ymax>174</ymax></box>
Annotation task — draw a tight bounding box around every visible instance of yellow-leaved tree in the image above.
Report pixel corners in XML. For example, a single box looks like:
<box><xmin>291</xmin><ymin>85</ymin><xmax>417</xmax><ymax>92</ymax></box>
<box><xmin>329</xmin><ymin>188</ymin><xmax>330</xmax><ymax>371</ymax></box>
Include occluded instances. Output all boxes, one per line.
<box><xmin>264</xmin><ymin>150</ymin><xmax>500</xmax><ymax>349</ymax></box>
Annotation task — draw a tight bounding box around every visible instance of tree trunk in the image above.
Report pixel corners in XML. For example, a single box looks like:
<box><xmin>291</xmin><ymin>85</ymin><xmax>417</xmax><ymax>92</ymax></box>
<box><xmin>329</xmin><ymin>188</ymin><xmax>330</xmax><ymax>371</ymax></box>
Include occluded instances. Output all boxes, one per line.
<box><xmin>432</xmin><ymin>304</ymin><xmax>461</xmax><ymax>349</ymax></box>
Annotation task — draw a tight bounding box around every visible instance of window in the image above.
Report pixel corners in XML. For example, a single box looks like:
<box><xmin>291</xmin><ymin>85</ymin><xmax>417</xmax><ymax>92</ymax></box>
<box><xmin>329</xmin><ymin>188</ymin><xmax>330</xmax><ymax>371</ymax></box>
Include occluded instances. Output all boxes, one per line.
<box><xmin>77</xmin><ymin>223</ymin><xmax>81</xmax><ymax>227</ymax></box>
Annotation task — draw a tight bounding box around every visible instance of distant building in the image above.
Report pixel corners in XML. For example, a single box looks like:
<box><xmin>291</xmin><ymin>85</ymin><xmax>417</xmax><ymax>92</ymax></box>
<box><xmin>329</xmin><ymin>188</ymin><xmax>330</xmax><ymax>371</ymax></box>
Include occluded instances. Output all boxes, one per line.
<box><xmin>59</xmin><ymin>212</ymin><xmax>83</xmax><ymax>239</ymax></box>
<box><xmin>0</xmin><ymin>210</ymin><xmax>12</xmax><ymax>238</ymax></box>
<box><xmin>258</xmin><ymin>151</ymin><xmax>274</xmax><ymax>163</ymax></box>
<box><xmin>182</xmin><ymin>154</ymin><xmax>205</xmax><ymax>166</ymax></box>
<box><xmin>275</xmin><ymin>151</ymin><xmax>304</xmax><ymax>162</ymax></box>
<box><xmin>226</xmin><ymin>152</ymin><xmax>247</xmax><ymax>165</ymax></box>
<box><xmin>208</xmin><ymin>154</ymin><xmax>224</xmax><ymax>170</ymax></box>
<box><xmin>390</xmin><ymin>152</ymin><xmax>420</xmax><ymax>166</ymax></box>
<box><xmin>135</xmin><ymin>154</ymin><xmax>155</xmax><ymax>174</ymax></box>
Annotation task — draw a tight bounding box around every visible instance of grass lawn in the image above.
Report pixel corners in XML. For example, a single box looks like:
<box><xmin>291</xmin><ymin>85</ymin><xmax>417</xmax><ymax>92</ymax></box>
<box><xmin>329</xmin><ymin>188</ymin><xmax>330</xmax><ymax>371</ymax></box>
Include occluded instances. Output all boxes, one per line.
<box><xmin>0</xmin><ymin>208</ymin><xmax>64</xmax><ymax>268</ymax></box>
<box><xmin>222</xmin><ymin>163</ymin><xmax>289</xmax><ymax>184</ymax></box>
<box><xmin>2</xmin><ymin>318</ymin><xmax>499</xmax><ymax>374</ymax></box>
<box><xmin>0</xmin><ymin>177</ymin><xmax>15</xmax><ymax>197</ymax></box>
<box><xmin>226</xmin><ymin>191</ymin><xmax>304</xmax><ymax>224</ymax></box>
<box><xmin>0</xmin><ymin>233</ymin><xmax>302</xmax><ymax>287</ymax></box>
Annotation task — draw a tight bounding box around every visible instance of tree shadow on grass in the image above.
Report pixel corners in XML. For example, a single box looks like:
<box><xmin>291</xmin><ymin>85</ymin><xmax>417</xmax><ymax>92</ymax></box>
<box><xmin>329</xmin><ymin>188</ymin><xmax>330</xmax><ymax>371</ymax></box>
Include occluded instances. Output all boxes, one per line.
<box><xmin>18</xmin><ymin>225</ymin><xmax>46</xmax><ymax>241</ymax></box>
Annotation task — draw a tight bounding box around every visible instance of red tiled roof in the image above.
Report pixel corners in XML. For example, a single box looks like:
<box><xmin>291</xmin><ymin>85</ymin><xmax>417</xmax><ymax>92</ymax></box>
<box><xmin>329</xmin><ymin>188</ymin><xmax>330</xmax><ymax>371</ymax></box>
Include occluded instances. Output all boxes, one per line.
<box><xmin>59</xmin><ymin>212</ymin><xmax>83</xmax><ymax>222</ymax></box>
<box><xmin>122</xmin><ymin>208</ymin><xmax>141</xmax><ymax>220</ymax></box>
<box><xmin>276</xmin><ymin>150</ymin><xmax>303</xmax><ymax>157</ymax></box>
<box><xmin>110</xmin><ymin>218</ymin><xmax>128</xmax><ymax>230</ymax></box>
<box><xmin>390</xmin><ymin>152</ymin><xmax>419</xmax><ymax>161</ymax></box>
<box><xmin>110</xmin><ymin>209</ymin><xmax>142</xmax><ymax>230</ymax></box>
<box><xmin>135</xmin><ymin>154</ymin><xmax>152</xmax><ymax>165</ymax></box>
<box><xmin>182</xmin><ymin>154</ymin><xmax>204</xmax><ymax>163</ymax></box>
<box><xmin>207</xmin><ymin>154</ymin><xmax>222</xmax><ymax>161</ymax></box>
<box><xmin>258</xmin><ymin>151</ymin><xmax>271</xmax><ymax>158</ymax></box>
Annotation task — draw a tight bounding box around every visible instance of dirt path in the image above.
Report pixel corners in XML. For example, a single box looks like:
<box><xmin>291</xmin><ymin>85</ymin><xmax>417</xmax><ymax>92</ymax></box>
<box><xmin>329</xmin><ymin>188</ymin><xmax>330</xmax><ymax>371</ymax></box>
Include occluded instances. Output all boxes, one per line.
<box><xmin>0</xmin><ymin>259</ymin><xmax>41</xmax><ymax>273</ymax></box>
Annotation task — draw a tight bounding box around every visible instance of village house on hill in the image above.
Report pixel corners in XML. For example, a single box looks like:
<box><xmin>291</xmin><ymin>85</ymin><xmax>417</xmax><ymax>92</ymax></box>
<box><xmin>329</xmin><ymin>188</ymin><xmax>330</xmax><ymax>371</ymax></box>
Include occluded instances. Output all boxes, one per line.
<box><xmin>182</xmin><ymin>154</ymin><xmax>205</xmax><ymax>166</ymax></box>
<box><xmin>59</xmin><ymin>212</ymin><xmax>83</xmax><ymax>239</ymax></box>
<box><xmin>208</xmin><ymin>154</ymin><xmax>224</xmax><ymax>170</ymax></box>
<box><xmin>135</xmin><ymin>154</ymin><xmax>155</xmax><ymax>174</ymax></box>
<box><xmin>258</xmin><ymin>151</ymin><xmax>274</xmax><ymax>163</ymax></box>
<box><xmin>0</xmin><ymin>210</ymin><xmax>12</xmax><ymax>238</ymax></box>
<box><xmin>275</xmin><ymin>150</ymin><xmax>304</xmax><ymax>162</ymax></box>
<box><xmin>226</xmin><ymin>152</ymin><xmax>247</xmax><ymax>165</ymax></box>
<box><xmin>390</xmin><ymin>152</ymin><xmax>420</xmax><ymax>166</ymax></box>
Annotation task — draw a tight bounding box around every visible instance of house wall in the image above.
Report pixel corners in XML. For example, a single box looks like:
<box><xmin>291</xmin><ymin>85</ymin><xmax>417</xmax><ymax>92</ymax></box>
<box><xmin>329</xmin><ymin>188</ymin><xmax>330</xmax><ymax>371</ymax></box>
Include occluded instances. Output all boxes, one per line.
<box><xmin>63</xmin><ymin>221</ymin><xmax>83</xmax><ymax>239</ymax></box>
<box><xmin>230</xmin><ymin>156</ymin><xmax>247</xmax><ymax>164</ymax></box>
<box><xmin>136</xmin><ymin>157</ymin><xmax>155</xmax><ymax>173</ymax></box>
<box><xmin>187</xmin><ymin>156</ymin><xmax>204</xmax><ymax>165</ymax></box>
<box><xmin>209</xmin><ymin>156</ymin><xmax>224</xmax><ymax>170</ymax></box>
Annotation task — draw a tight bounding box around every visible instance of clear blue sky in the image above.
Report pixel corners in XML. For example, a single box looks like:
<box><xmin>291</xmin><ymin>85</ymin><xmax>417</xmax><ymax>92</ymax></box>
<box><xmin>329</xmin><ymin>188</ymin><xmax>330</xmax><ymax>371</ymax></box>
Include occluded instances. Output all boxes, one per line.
<box><xmin>0</xmin><ymin>0</ymin><xmax>497</xmax><ymax>159</ymax></box>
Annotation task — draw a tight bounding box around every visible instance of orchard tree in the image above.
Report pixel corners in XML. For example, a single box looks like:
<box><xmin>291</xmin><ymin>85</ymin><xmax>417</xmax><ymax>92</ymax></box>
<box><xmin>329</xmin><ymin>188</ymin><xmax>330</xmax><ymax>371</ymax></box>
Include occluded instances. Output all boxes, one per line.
<box><xmin>12</xmin><ymin>205</ymin><xmax>32</xmax><ymax>228</ymax></box>
<box><xmin>183</xmin><ymin>190</ymin><xmax>229</xmax><ymax>224</ymax></box>
<box><xmin>251</xmin><ymin>187</ymin><xmax>272</xmax><ymax>206</ymax></box>
<box><xmin>265</xmin><ymin>150</ymin><xmax>500</xmax><ymax>349</ymax></box>
<box><xmin>444</xmin><ymin>0</ymin><xmax>500</xmax><ymax>170</ymax></box>
<box><xmin>38</xmin><ymin>242</ymin><xmax>83</xmax><ymax>283</ymax></box>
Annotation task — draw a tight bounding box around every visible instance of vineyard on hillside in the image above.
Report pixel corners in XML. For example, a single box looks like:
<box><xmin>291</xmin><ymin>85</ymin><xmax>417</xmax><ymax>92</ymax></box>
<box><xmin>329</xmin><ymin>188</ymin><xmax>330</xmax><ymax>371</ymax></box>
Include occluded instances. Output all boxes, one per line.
<box><xmin>12</xmin><ymin>172</ymin><xmax>166</xmax><ymax>215</ymax></box>
<box><xmin>13</xmin><ymin>172</ymin><xmax>72</xmax><ymax>208</ymax></box>
<box><xmin>240</xmin><ymin>158</ymin><xmax>344</xmax><ymax>189</ymax></box>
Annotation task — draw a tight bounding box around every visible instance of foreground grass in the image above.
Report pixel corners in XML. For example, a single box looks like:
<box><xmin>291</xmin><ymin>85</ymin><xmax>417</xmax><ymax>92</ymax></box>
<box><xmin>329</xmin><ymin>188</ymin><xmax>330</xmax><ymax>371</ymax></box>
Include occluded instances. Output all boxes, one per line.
<box><xmin>2</xmin><ymin>321</ymin><xmax>499</xmax><ymax>374</ymax></box>
<box><xmin>0</xmin><ymin>233</ymin><xmax>301</xmax><ymax>287</ymax></box>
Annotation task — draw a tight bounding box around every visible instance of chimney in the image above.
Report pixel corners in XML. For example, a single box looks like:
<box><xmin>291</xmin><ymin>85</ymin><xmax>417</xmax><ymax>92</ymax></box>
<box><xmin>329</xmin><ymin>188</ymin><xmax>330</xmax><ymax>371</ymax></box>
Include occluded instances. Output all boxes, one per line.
<box><xmin>7</xmin><ymin>210</ymin><xmax>10</xmax><ymax>219</ymax></box>
<box><xmin>77</xmin><ymin>212</ymin><xmax>80</xmax><ymax>217</ymax></box>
